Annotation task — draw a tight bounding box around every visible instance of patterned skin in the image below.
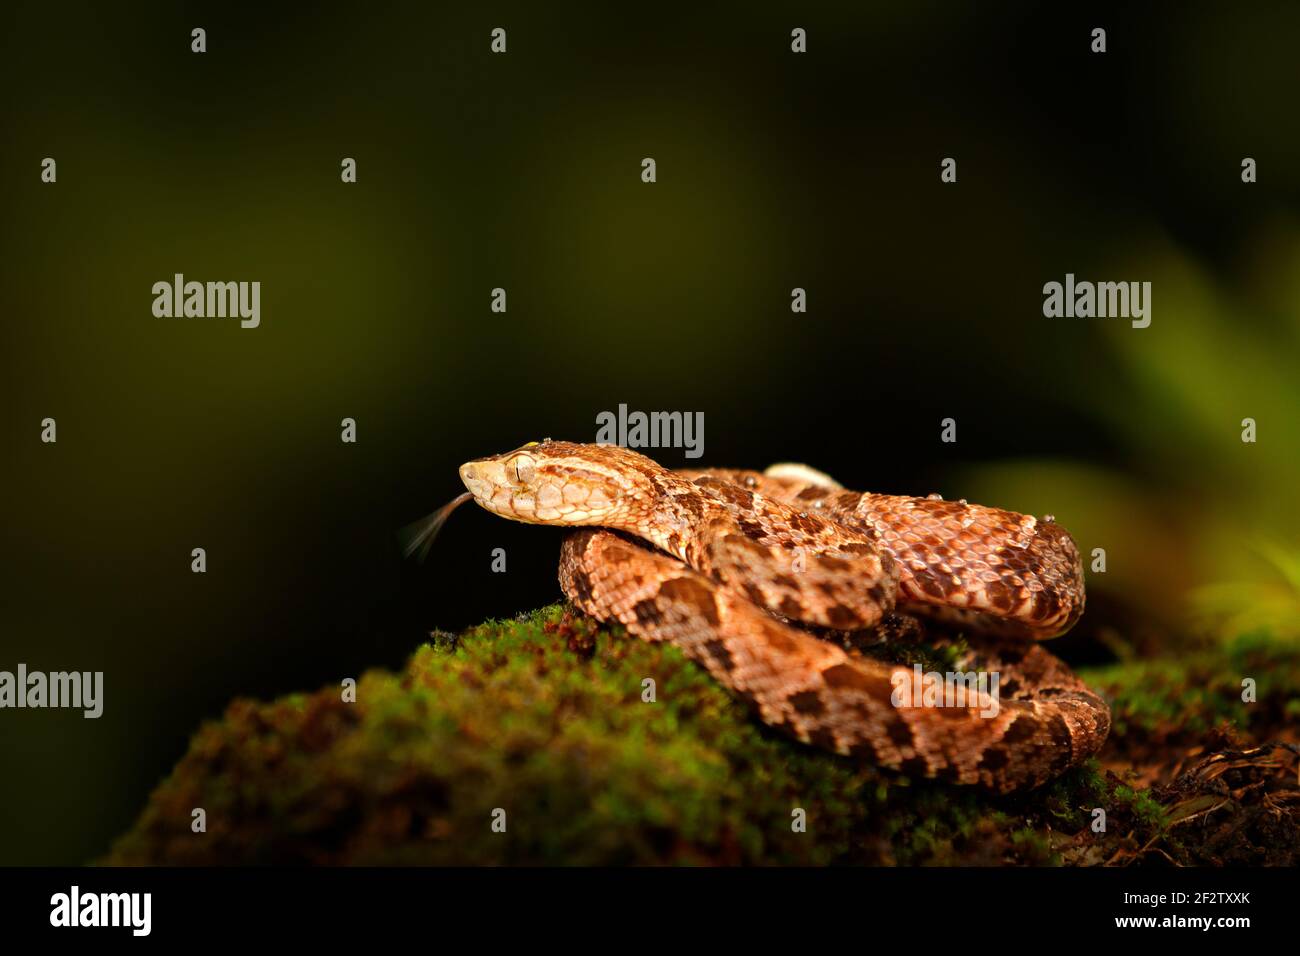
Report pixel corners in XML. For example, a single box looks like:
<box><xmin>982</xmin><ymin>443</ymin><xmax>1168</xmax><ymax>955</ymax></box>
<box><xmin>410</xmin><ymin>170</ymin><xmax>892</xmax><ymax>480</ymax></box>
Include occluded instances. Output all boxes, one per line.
<box><xmin>458</xmin><ymin>440</ymin><xmax>1109</xmax><ymax>791</ymax></box>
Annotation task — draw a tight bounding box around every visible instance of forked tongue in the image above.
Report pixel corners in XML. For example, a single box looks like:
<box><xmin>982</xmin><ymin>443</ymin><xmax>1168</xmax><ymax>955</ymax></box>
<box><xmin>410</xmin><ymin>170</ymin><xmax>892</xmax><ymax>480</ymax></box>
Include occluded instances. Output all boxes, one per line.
<box><xmin>398</xmin><ymin>492</ymin><xmax>473</xmax><ymax>562</ymax></box>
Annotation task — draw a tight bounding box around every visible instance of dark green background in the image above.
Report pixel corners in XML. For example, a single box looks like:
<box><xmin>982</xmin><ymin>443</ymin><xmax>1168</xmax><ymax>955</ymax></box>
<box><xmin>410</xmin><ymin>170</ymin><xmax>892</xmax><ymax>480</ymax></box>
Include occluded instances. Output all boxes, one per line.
<box><xmin>2</xmin><ymin>2</ymin><xmax>1297</xmax><ymax>864</ymax></box>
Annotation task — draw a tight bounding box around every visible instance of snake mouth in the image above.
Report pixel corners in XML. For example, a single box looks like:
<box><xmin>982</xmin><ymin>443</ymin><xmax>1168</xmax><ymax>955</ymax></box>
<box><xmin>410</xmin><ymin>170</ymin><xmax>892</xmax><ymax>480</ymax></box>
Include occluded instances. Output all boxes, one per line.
<box><xmin>458</xmin><ymin>462</ymin><xmax>495</xmax><ymax>503</ymax></box>
<box><xmin>459</xmin><ymin>458</ymin><xmax>616</xmax><ymax>525</ymax></box>
<box><xmin>459</xmin><ymin>460</ymin><xmax>517</xmax><ymax>512</ymax></box>
<box><xmin>457</xmin><ymin>459</ymin><xmax>546</xmax><ymax>523</ymax></box>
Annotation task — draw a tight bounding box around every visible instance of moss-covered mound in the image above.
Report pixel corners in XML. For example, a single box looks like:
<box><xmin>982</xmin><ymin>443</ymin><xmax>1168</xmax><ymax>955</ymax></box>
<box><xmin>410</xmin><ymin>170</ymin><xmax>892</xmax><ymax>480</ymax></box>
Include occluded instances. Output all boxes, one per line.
<box><xmin>104</xmin><ymin>607</ymin><xmax>1300</xmax><ymax>865</ymax></box>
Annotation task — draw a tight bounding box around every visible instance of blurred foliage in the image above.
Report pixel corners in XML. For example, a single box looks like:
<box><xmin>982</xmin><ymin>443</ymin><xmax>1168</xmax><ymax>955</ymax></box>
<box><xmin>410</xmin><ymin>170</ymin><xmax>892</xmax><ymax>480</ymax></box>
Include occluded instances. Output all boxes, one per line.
<box><xmin>962</xmin><ymin>232</ymin><xmax>1300</xmax><ymax>642</ymax></box>
<box><xmin>1191</xmin><ymin>544</ymin><xmax>1300</xmax><ymax>645</ymax></box>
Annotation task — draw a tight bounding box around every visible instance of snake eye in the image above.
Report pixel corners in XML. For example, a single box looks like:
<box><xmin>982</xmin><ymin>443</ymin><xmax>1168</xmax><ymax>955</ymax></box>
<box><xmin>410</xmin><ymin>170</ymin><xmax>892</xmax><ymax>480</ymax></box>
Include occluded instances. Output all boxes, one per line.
<box><xmin>507</xmin><ymin>454</ymin><xmax>536</xmax><ymax>485</ymax></box>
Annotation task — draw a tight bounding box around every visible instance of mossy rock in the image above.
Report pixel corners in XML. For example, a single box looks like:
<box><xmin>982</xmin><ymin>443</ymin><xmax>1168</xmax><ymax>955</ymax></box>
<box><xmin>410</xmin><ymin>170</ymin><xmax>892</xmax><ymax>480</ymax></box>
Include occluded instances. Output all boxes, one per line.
<box><xmin>104</xmin><ymin>608</ymin><xmax>1300</xmax><ymax>865</ymax></box>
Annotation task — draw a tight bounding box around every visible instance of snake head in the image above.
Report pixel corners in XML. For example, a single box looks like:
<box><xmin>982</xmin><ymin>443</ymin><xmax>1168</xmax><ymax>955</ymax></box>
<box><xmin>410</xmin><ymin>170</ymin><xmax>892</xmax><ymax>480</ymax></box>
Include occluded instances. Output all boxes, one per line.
<box><xmin>459</xmin><ymin>440</ymin><xmax>658</xmax><ymax>526</ymax></box>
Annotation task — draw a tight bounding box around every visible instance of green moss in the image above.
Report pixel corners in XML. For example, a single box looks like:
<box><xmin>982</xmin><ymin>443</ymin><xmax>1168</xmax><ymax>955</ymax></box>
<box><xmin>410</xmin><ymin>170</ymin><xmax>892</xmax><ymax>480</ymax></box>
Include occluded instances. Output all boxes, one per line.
<box><xmin>1009</xmin><ymin>828</ymin><xmax>1059</xmax><ymax>866</ymax></box>
<box><xmin>103</xmin><ymin>607</ymin><xmax>1300</xmax><ymax>866</ymax></box>
<box><xmin>873</xmin><ymin>633</ymin><xmax>969</xmax><ymax>673</ymax></box>
<box><xmin>1081</xmin><ymin>632</ymin><xmax>1300</xmax><ymax>741</ymax></box>
<box><xmin>1111</xmin><ymin>785</ymin><xmax>1169</xmax><ymax>831</ymax></box>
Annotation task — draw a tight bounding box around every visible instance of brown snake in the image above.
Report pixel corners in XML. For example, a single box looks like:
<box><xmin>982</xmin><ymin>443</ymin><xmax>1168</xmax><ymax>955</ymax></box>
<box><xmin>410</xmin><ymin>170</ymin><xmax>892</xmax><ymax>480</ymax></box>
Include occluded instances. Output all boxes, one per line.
<box><xmin>452</xmin><ymin>440</ymin><xmax>1110</xmax><ymax>792</ymax></box>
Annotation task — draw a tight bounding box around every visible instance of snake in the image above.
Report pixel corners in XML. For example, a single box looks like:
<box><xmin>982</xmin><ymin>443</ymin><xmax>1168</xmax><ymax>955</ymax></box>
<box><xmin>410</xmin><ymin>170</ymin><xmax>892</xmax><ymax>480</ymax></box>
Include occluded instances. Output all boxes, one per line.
<box><xmin>447</xmin><ymin>440</ymin><xmax>1110</xmax><ymax>792</ymax></box>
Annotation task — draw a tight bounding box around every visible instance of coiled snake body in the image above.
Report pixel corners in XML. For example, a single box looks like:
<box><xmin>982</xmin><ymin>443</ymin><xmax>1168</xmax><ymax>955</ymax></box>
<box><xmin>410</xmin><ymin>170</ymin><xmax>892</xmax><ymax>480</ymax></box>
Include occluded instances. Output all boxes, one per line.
<box><xmin>457</xmin><ymin>441</ymin><xmax>1110</xmax><ymax>792</ymax></box>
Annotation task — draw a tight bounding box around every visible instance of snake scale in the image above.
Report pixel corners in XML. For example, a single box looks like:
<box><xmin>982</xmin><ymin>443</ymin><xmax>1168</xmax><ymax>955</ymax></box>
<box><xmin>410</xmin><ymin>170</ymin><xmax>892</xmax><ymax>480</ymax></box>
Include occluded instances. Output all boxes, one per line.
<box><xmin>454</xmin><ymin>440</ymin><xmax>1110</xmax><ymax>792</ymax></box>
